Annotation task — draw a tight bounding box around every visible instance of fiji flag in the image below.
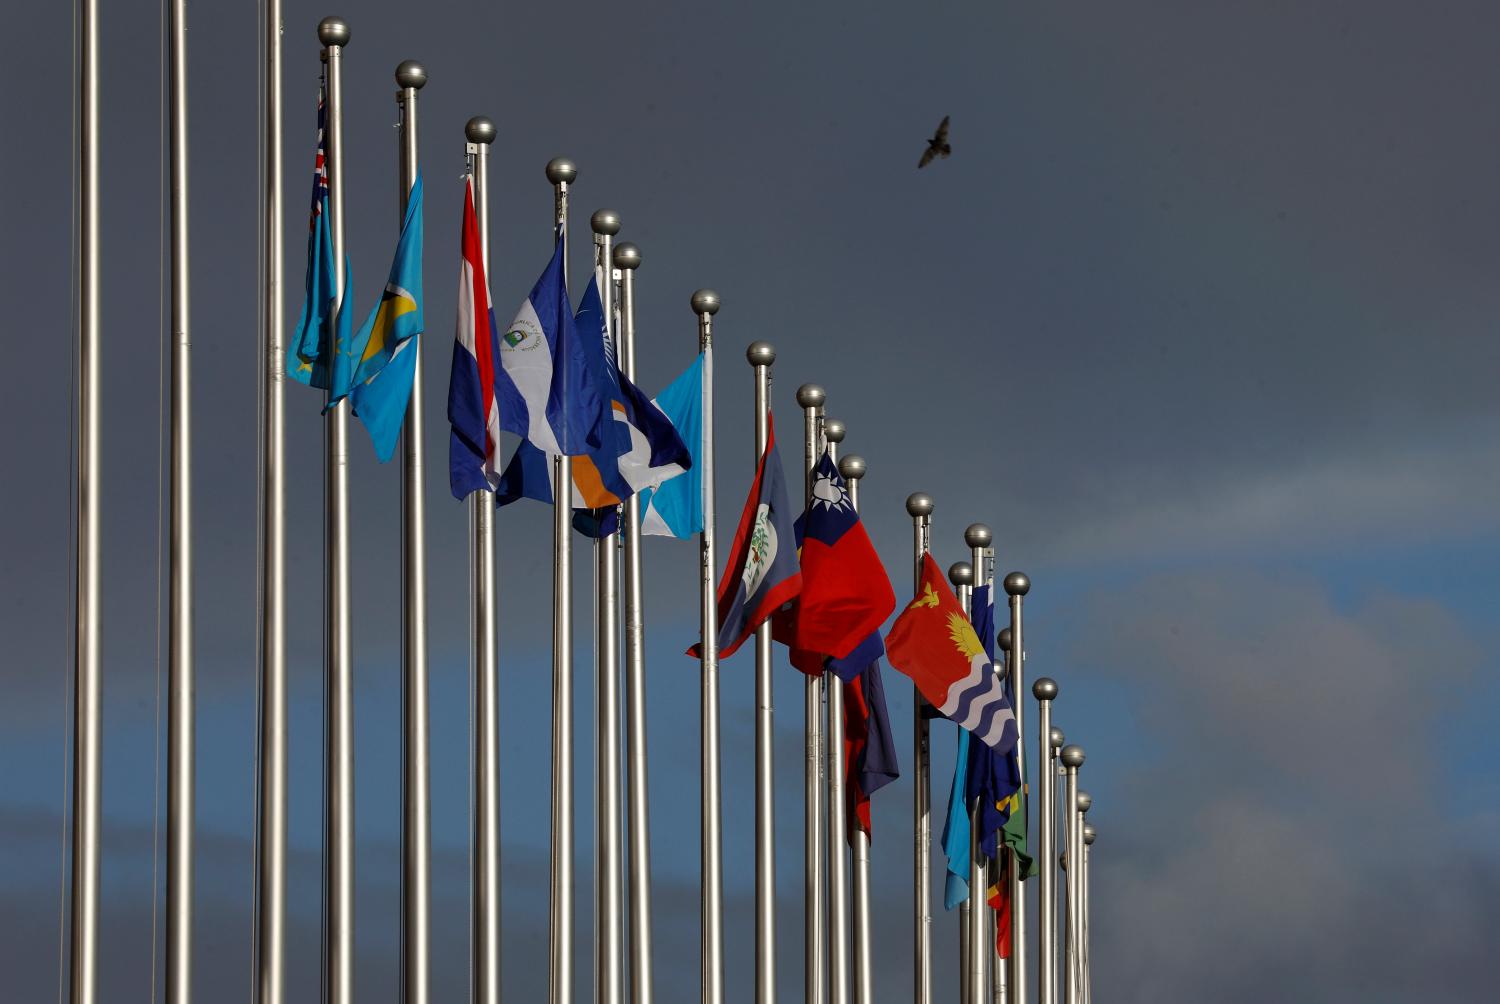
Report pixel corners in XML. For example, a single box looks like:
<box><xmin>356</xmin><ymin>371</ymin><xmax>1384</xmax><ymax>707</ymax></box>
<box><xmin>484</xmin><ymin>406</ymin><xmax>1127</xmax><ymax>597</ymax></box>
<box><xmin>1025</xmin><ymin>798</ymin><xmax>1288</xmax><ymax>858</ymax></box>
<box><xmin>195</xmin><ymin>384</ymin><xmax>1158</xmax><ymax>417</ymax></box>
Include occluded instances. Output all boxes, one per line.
<box><xmin>638</xmin><ymin>354</ymin><xmax>704</xmax><ymax>539</ymax></box>
<box><xmin>350</xmin><ymin>174</ymin><xmax>424</xmax><ymax>462</ymax></box>
<box><xmin>687</xmin><ymin>415</ymin><xmax>801</xmax><ymax>660</ymax></box>
<box><xmin>447</xmin><ymin>178</ymin><xmax>501</xmax><ymax>498</ymax></box>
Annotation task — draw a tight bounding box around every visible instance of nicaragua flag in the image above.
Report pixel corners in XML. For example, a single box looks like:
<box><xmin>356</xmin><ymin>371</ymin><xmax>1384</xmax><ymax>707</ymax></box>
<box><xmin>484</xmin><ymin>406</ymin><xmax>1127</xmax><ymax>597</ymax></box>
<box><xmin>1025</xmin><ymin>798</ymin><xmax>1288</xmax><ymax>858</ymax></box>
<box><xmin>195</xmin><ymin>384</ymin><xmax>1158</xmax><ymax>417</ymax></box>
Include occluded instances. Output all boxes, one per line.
<box><xmin>638</xmin><ymin>354</ymin><xmax>704</xmax><ymax>539</ymax></box>
<box><xmin>447</xmin><ymin>178</ymin><xmax>501</xmax><ymax>499</ymax></box>
<box><xmin>687</xmin><ymin>415</ymin><xmax>801</xmax><ymax>660</ymax></box>
<box><xmin>350</xmin><ymin>174</ymin><xmax>424</xmax><ymax>462</ymax></box>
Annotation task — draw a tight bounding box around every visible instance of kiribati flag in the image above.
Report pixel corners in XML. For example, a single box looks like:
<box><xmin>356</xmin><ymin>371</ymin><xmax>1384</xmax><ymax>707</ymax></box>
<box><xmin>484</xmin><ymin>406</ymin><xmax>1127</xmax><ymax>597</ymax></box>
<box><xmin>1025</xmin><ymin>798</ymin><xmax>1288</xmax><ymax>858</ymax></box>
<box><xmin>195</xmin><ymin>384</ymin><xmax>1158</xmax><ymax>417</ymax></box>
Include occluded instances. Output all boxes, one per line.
<box><xmin>447</xmin><ymin>178</ymin><xmax>501</xmax><ymax>498</ymax></box>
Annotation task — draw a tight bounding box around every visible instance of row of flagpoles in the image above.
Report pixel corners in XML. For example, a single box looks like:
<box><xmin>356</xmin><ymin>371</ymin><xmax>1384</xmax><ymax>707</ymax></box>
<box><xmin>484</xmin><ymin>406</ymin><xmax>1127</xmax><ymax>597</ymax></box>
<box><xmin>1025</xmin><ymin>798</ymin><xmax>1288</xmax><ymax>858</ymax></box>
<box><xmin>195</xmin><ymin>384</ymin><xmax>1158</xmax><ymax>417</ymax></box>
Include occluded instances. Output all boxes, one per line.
<box><xmin>63</xmin><ymin>6</ymin><xmax>1105</xmax><ymax>1004</ymax></box>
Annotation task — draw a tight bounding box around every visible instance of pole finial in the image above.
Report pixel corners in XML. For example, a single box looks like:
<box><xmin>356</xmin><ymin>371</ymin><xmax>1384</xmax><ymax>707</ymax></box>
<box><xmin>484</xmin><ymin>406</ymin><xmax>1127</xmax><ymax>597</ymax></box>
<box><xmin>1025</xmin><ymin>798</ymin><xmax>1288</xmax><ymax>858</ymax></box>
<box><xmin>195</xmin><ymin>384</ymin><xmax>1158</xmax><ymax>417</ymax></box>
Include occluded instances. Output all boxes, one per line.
<box><xmin>1032</xmin><ymin>676</ymin><xmax>1057</xmax><ymax>701</ymax></box>
<box><xmin>1083</xmin><ymin>823</ymin><xmax>1096</xmax><ymax>846</ymax></box>
<box><xmin>998</xmin><ymin>627</ymin><xmax>1013</xmax><ymax>653</ymax></box>
<box><xmin>591</xmin><ymin>209</ymin><xmax>621</xmax><ymax>236</ymax></box>
<box><xmin>690</xmin><ymin>289</ymin><xmax>720</xmax><ymax>316</ymax></box>
<box><xmin>613</xmin><ymin>242</ymin><xmax>641</xmax><ymax>270</ymax></box>
<box><xmin>1049</xmin><ymin>725</ymin><xmax>1065</xmax><ymax>749</ymax></box>
<box><xmin>318</xmin><ymin>16</ymin><xmax>351</xmax><ymax>47</ymax></box>
<box><xmin>1076</xmin><ymin>791</ymin><xmax>1092</xmax><ymax>814</ymax></box>
<box><xmin>1004</xmin><ymin>571</ymin><xmax>1031</xmax><ymax>596</ymax></box>
<box><xmin>465</xmin><ymin>116</ymin><xmax>496</xmax><ymax>145</ymax></box>
<box><xmin>947</xmin><ymin>561</ymin><xmax>974</xmax><ymax>587</ymax></box>
<box><xmin>795</xmin><ymin>384</ymin><xmax>825</xmax><ymax>409</ymax></box>
<box><xmin>905</xmin><ymin>492</ymin><xmax>934</xmax><ymax>517</ymax></box>
<box><xmin>1060</xmin><ymin>744</ymin><xmax>1085</xmax><ymax>768</ymax></box>
<box><xmin>964</xmin><ymin>523</ymin><xmax>993</xmax><ymax>549</ymax></box>
<box><xmin>394</xmin><ymin>60</ymin><xmax>426</xmax><ymax>89</ymax></box>
<box><xmin>823</xmin><ymin>419</ymin><xmax>846</xmax><ymax>445</ymax></box>
<box><xmin>745</xmin><ymin>341</ymin><xmax>775</xmax><ymax>366</ymax></box>
<box><xmin>838</xmin><ymin>455</ymin><xmax>866</xmax><ymax>481</ymax></box>
<box><xmin>545</xmin><ymin>157</ymin><xmax>577</xmax><ymax>185</ymax></box>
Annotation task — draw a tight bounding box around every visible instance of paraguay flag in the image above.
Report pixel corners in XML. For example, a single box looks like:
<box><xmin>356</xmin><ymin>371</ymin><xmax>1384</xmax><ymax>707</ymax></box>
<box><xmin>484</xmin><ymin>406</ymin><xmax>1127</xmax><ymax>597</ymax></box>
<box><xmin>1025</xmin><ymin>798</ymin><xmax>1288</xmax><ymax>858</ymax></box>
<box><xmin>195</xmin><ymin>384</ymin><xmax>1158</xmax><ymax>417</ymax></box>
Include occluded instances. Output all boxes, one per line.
<box><xmin>687</xmin><ymin>416</ymin><xmax>801</xmax><ymax>660</ymax></box>
<box><xmin>447</xmin><ymin>178</ymin><xmax>501</xmax><ymax>499</ymax></box>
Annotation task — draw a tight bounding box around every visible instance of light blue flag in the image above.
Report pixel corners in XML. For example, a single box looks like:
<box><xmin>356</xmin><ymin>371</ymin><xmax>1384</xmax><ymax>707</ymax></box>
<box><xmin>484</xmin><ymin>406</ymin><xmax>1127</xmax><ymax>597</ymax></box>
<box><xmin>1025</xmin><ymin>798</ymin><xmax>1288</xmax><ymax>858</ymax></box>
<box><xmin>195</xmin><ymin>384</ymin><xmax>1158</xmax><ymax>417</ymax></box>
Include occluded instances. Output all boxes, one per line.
<box><xmin>638</xmin><ymin>353</ymin><xmax>704</xmax><ymax>538</ymax></box>
<box><xmin>350</xmin><ymin>174</ymin><xmax>424</xmax><ymax>461</ymax></box>
<box><xmin>941</xmin><ymin>726</ymin><xmax>972</xmax><ymax>909</ymax></box>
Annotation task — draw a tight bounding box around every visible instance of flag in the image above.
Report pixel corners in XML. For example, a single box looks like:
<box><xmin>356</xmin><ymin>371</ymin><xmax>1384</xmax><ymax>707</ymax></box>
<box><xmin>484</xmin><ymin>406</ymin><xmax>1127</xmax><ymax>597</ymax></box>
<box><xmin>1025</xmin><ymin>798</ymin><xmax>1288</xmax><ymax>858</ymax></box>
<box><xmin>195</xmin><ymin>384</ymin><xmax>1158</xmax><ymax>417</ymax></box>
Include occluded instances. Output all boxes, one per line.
<box><xmin>941</xmin><ymin>727</ymin><xmax>972</xmax><ymax>909</ymax></box>
<box><xmin>686</xmin><ymin>416</ymin><xmax>800</xmax><ymax>660</ymax></box>
<box><xmin>494</xmin><ymin>233</ymin><xmax>609</xmax><ymax>457</ymax></box>
<box><xmin>638</xmin><ymin>354</ymin><xmax>704</xmax><ymax>538</ymax></box>
<box><xmin>885</xmin><ymin>553</ymin><xmax>1019</xmax><ymax>750</ymax></box>
<box><xmin>349</xmin><ymin>173</ymin><xmax>424</xmax><ymax>462</ymax></box>
<box><xmin>447</xmin><ymin>178</ymin><xmax>501</xmax><ymax>498</ymax></box>
<box><xmin>966</xmin><ymin>584</ymin><xmax>1024</xmax><ymax>861</ymax></box>
<box><xmin>843</xmin><ymin>646</ymin><xmax>900</xmax><ymax>843</ymax></box>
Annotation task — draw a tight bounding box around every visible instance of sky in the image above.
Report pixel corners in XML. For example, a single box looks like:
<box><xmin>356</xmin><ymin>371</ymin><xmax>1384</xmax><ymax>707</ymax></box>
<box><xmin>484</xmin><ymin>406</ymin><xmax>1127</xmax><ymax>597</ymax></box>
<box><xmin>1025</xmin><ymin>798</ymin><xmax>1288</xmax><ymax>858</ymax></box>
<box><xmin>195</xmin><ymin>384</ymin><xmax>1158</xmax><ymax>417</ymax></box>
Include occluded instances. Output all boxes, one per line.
<box><xmin>3</xmin><ymin>0</ymin><xmax>1499</xmax><ymax>1001</ymax></box>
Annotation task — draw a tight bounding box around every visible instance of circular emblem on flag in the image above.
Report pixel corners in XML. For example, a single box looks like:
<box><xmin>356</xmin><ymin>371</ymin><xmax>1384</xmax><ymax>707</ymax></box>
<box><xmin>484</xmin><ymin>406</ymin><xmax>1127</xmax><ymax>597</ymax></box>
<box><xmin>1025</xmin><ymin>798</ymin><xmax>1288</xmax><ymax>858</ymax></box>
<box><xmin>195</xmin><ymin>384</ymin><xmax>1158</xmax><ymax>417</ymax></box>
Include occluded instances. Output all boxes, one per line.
<box><xmin>742</xmin><ymin>503</ymin><xmax>778</xmax><ymax>595</ymax></box>
<box><xmin>810</xmin><ymin>475</ymin><xmax>849</xmax><ymax>511</ymax></box>
<box><xmin>502</xmin><ymin>317</ymin><xmax>544</xmax><ymax>351</ymax></box>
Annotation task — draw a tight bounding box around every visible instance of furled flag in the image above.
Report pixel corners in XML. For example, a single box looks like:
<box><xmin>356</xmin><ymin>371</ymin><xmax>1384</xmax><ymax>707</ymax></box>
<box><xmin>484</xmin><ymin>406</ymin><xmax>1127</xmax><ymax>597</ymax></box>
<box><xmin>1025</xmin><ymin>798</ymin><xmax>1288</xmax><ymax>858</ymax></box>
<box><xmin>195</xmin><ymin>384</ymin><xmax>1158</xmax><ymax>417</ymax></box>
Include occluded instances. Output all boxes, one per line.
<box><xmin>447</xmin><ymin>178</ymin><xmax>501</xmax><ymax>498</ymax></box>
<box><xmin>288</xmin><ymin>88</ymin><xmax>356</xmax><ymax>400</ymax></box>
<box><xmin>843</xmin><ymin>640</ymin><xmax>900</xmax><ymax>844</ymax></box>
<box><xmin>637</xmin><ymin>354</ymin><xmax>704</xmax><ymax>539</ymax></box>
<box><xmin>967</xmin><ymin>583</ymin><xmax>1026</xmax><ymax>864</ymax></box>
<box><xmin>885</xmin><ymin>553</ymin><xmax>1019</xmax><ymax>750</ymax></box>
<box><xmin>941</xmin><ymin>726</ymin><xmax>972</xmax><ymax>909</ymax></box>
<box><xmin>687</xmin><ymin>415</ymin><xmax>801</xmax><ymax>660</ymax></box>
<box><xmin>494</xmin><ymin>232</ymin><xmax>609</xmax><ymax>457</ymax></box>
<box><xmin>349</xmin><ymin>174</ymin><xmax>424</xmax><ymax>462</ymax></box>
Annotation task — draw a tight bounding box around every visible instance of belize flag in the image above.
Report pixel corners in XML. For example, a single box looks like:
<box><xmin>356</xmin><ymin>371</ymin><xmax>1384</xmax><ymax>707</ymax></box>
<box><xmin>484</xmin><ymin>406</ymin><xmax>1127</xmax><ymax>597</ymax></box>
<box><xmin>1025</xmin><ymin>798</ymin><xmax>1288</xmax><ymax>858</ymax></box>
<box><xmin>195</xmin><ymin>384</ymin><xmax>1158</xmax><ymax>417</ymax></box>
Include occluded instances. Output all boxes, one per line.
<box><xmin>688</xmin><ymin>415</ymin><xmax>801</xmax><ymax>661</ymax></box>
<box><xmin>447</xmin><ymin>178</ymin><xmax>501</xmax><ymax>499</ymax></box>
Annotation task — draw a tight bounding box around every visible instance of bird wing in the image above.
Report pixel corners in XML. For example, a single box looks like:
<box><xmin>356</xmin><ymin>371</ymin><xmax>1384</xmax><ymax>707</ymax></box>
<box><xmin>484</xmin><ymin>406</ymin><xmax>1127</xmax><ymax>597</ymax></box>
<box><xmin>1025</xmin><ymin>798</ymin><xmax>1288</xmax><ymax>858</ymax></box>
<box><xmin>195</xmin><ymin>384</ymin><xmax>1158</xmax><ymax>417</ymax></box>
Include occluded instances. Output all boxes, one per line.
<box><xmin>933</xmin><ymin>115</ymin><xmax>950</xmax><ymax>144</ymax></box>
<box><xmin>918</xmin><ymin>145</ymin><xmax>937</xmax><ymax>168</ymax></box>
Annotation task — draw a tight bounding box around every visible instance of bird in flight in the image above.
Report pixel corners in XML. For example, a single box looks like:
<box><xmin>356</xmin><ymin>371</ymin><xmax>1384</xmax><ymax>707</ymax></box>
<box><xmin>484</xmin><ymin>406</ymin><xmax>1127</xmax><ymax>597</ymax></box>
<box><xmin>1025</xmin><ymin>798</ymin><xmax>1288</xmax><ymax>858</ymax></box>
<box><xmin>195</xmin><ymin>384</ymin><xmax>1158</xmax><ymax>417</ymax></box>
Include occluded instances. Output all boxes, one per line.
<box><xmin>918</xmin><ymin>115</ymin><xmax>951</xmax><ymax>168</ymax></box>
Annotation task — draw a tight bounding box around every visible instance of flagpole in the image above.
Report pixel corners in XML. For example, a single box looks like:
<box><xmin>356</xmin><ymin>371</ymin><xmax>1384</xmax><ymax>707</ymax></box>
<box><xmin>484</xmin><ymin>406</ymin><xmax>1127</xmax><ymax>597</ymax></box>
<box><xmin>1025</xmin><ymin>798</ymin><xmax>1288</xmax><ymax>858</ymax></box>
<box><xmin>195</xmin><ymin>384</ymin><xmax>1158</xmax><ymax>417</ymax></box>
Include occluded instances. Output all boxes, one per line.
<box><xmin>397</xmin><ymin>60</ymin><xmax>431</xmax><ymax>1004</ymax></box>
<box><xmin>71</xmin><ymin>0</ymin><xmax>102</xmax><ymax>997</ymax></box>
<box><xmin>616</xmin><ymin>241</ymin><xmax>656</xmax><ymax>1004</ymax></box>
<box><xmin>965</xmin><ymin>526</ymin><xmax>996</xmax><ymax>1004</ymax></box>
<box><xmin>1002</xmin><ymin>572</ymin><xmax>1030</xmax><ymax>1002</ymax></box>
<box><xmin>1059</xmin><ymin>745</ymin><xmax>1084</xmax><ymax>1004</ymax></box>
<box><xmin>255</xmin><ymin>0</ymin><xmax>287</xmax><ymax>999</ymax></box>
<box><xmin>904</xmin><ymin>492</ymin><xmax>935</xmax><ymax>1004</ymax></box>
<box><xmin>691</xmin><ymin>289</ymin><xmax>724</xmax><ymax>1004</ymax></box>
<box><xmin>1081</xmin><ymin>823</ymin><xmax>1095</xmax><ymax>1004</ymax></box>
<box><xmin>1074</xmin><ymin>791</ymin><xmax>1091</xmax><ymax>1004</ymax></box>
<box><xmin>822</xmin><ymin>419</ymin><xmax>851</xmax><ymax>1004</ymax></box>
<box><xmin>317</xmin><ymin>18</ymin><xmax>356</xmax><ymax>1004</ymax></box>
<box><xmin>468</xmin><ymin>115</ymin><xmax>502</xmax><ymax>1004</ymax></box>
<box><xmin>795</xmin><ymin>383</ymin><xmax>827</xmax><ymax>1004</ymax></box>
<box><xmin>947</xmin><ymin>560</ymin><xmax>979</xmax><ymax>1004</ymax></box>
<box><xmin>747</xmin><ymin>341</ymin><xmax>777</xmax><ymax>1004</ymax></box>
<box><xmin>166</xmin><ymin>0</ymin><xmax>194</xmax><ymax>997</ymax></box>
<box><xmin>592</xmin><ymin>209</ymin><xmax>625</xmax><ymax>1004</ymax></box>
<box><xmin>1032</xmin><ymin>679</ymin><xmax>1059</xmax><ymax>1004</ymax></box>
<box><xmin>838</xmin><ymin>455</ymin><xmax>874</xmax><ymax>1004</ymax></box>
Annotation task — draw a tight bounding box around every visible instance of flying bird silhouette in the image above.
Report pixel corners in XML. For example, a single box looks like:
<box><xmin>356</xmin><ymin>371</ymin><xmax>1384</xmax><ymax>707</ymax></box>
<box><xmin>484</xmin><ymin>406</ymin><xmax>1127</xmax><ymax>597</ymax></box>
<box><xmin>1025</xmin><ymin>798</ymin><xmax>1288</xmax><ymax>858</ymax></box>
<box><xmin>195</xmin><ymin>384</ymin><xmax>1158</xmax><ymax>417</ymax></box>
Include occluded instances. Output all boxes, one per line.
<box><xmin>918</xmin><ymin>115</ymin><xmax>951</xmax><ymax>168</ymax></box>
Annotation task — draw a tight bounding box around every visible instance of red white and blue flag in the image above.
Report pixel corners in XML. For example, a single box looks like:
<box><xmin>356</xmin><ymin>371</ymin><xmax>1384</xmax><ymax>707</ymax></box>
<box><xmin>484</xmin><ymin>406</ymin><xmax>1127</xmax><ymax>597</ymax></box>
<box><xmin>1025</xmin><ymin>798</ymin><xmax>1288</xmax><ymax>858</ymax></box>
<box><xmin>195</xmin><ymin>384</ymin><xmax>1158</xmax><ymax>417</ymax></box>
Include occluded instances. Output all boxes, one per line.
<box><xmin>843</xmin><ymin>644</ymin><xmax>900</xmax><ymax>842</ymax></box>
<box><xmin>447</xmin><ymin>178</ymin><xmax>502</xmax><ymax>498</ymax></box>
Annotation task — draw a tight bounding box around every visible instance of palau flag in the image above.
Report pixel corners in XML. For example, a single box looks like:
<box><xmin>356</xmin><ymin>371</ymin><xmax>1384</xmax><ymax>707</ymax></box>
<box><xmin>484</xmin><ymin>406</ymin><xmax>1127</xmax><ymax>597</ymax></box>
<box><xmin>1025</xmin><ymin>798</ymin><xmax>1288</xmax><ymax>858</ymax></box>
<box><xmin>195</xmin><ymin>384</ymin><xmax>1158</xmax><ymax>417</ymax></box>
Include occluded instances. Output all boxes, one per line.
<box><xmin>842</xmin><ymin>638</ymin><xmax>900</xmax><ymax>843</ymax></box>
<box><xmin>447</xmin><ymin>177</ymin><xmax>501</xmax><ymax>498</ymax></box>
<box><xmin>350</xmin><ymin>174</ymin><xmax>424</xmax><ymax>462</ymax></box>
<box><xmin>637</xmin><ymin>353</ymin><xmax>704</xmax><ymax>539</ymax></box>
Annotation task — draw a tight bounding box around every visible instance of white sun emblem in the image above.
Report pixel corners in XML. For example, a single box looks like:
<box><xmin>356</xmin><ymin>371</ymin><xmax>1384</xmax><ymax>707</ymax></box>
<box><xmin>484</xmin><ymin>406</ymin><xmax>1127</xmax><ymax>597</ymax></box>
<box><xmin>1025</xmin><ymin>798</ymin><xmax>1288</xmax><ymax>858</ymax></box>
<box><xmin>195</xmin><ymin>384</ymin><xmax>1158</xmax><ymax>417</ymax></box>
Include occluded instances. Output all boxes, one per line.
<box><xmin>810</xmin><ymin>475</ymin><xmax>850</xmax><ymax>512</ymax></box>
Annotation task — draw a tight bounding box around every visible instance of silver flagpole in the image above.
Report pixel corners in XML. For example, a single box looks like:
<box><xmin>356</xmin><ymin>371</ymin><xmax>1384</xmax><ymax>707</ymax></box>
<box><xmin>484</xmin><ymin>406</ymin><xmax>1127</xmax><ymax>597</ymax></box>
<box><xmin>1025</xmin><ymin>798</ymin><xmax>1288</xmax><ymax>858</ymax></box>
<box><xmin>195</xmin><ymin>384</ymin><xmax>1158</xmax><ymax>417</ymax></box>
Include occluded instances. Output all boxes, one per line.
<box><xmin>947</xmin><ymin>560</ymin><xmax>979</xmax><ymax>1004</ymax></box>
<box><xmin>1059</xmin><ymin>746</ymin><xmax>1084</xmax><ymax>1004</ymax></box>
<box><xmin>71</xmin><ymin>0</ymin><xmax>101</xmax><ymax>997</ymax></box>
<box><xmin>795</xmin><ymin>383</ymin><xmax>827</xmax><ymax>1004</ymax></box>
<box><xmin>964</xmin><ymin>527</ymin><xmax>993</xmax><ymax>1004</ymax></box>
<box><xmin>545</xmin><ymin>155</ymin><xmax>577</xmax><ymax>1004</ymax></box>
<box><xmin>1002</xmin><ymin>573</ymin><xmax>1030</xmax><ymax>1002</ymax></box>
<box><xmin>747</xmin><ymin>341</ymin><xmax>777</xmax><ymax>1004</ymax></box>
<box><xmin>317</xmin><ymin>18</ymin><xmax>356</xmax><ymax>1004</ymax></box>
<box><xmin>166</xmin><ymin>0</ymin><xmax>194</xmax><ymax>997</ymax></box>
<box><xmin>397</xmin><ymin>61</ymin><xmax>431</xmax><ymax>1004</ymax></box>
<box><xmin>838</xmin><ymin>455</ymin><xmax>873</xmax><ymax>1004</ymax></box>
<box><xmin>256</xmin><ymin>0</ymin><xmax>287</xmax><ymax>998</ymax></box>
<box><xmin>1031</xmin><ymin>681</ymin><xmax>1059</xmax><ymax>1004</ymax></box>
<box><xmin>616</xmin><ymin>242</ymin><xmax>656</xmax><ymax>1004</ymax></box>
<box><xmin>467</xmin><ymin>116</ymin><xmax>501</xmax><ymax>1004</ymax></box>
<box><xmin>903</xmin><ymin>492</ymin><xmax>935</xmax><ymax>1004</ymax></box>
<box><xmin>592</xmin><ymin>209</ymin><xmax>625</xmax><ymax>1004</ymax></box>
<box><xmin>1074</xmin><ymin>794</ymin><xmax>1091</xmax><ymax>1004</ymax></box>
<box><xmin>691</xmin><ymin>289</ymin><xmax>724</xmax><ymax>1004</ymax></box>
<box><xmin>822</xmin><ymin>419</ymin><xmax>850</xmax><ymax>1004</ymax></box>
<box><xmin>1081</xmin><ymin>823</ymin><xmax>1095</xmax><ymax>1004</ymax></box>
<box><xmin>1049</xmin><ymin>725</ymin><xmax>1066</xmax><ymax>1004</ymax></box>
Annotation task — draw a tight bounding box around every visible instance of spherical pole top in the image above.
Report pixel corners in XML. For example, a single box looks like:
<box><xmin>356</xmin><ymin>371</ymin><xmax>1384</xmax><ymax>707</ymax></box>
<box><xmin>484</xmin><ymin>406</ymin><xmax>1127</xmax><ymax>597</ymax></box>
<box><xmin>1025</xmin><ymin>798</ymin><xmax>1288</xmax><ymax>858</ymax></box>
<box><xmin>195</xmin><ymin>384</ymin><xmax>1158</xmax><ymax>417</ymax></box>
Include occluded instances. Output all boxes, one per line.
<box><xmin>394</xmin><ymin>60</ymin><xmax>427</xmax><ymax>89</ymax></box>
<box><xmin>1076</xmin><ymin>791</ymin><xmax>1093</xmax><ymax>814</ymax></box>
<box><xmin>690</xmin><ymin>289</ymin><xmax>720</xmax><ymax>316</ymax></box>
<box><xmin>1060</xmin><ymin>744</ymin><xmax>1085</xmax><ymax>768</ymax></box>
<box><xmin>905</xmin><ymin>492</ymin><xmax>934</xmax><ymax>518</ymax></box>
<box><xmin>745</xmin><ymin>341</ymin><xmax>775</xmax><ymax>366</ymax></box>
<box><xmin>823</xmin><ymin>419</ymin><xmax>846</xmax><ymax>444</ymax></box>
<box><xmin>591</xmin><ymin>209</ymin><xmax>621</xmax><ymax>236</ymax></box>
<box><xmin>318</xmin><ymin>16</ymin><xmax>351</xmax><ymax>47</ymax></box>
<box><xmin>964</xmin><ymin>523</ymin><xmax>993</xmax><ymax>549</ymax></box>
<box><xmin>1083</xmin><ymin>823</ymin><xmax>1097</xmax><ymax>846</ymax></box>
<box><xmin>465</xmin><ymin>116</ymin><xmax>496</xmax><ymax>145</ymax></box>
<box><xmin>948</xmin><ymin>561</ymin><xmax>974</xmax><ymax>587</ymax></box>
<box><xmin>1049</xmin><ymin>725</ymin><xmax>1065</xmax><ymax>749</ymax></box>
<box><xmin>796</xmin><ymin>384</ymin><xmax>826</xmax><ymax>409</ymax></box>
<box><xmin>544</xmin><ymin>157</ymin><xmax>577</xmax><ymax>185</ymax></box>
<box><xmin>1032</xmin><ymin>676</ymin><xmax>1058</xmax><ymax>701</ymax></box>
<box><xmin>839</xmin><ymin>455</ymin><xmax>866</xmax><ymax>481</ymax></box>
<box><xmin>997</xmin><ymin>627</ymin><xmax>1013</xmax><ymax>653</ymax></box>
<box><xmin>613</xmin><ymin>242</ymin><xmax>641</xmax><ymax>270</ymax></box>
<box><xmin>1004</xmin><ymin>571</ymin><xmax>1031</xmax><ymax>597</ymax></box>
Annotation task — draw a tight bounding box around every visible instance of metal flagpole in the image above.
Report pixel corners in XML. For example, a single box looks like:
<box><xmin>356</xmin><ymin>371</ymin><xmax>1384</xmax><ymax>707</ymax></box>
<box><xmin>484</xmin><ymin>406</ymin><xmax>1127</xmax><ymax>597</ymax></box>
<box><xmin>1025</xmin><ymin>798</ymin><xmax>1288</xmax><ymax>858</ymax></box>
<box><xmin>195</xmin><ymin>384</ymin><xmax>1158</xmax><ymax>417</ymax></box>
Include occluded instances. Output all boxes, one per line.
<box><xmin>166</xmin><ymin>0</ymin><xmax>194</xmax><ymax>997</ymax></box>
<box><xmin>903</xmin><ymin>492</ymin><xmax>935</xmax><ymax>1004</ymax></box>
<box><xmin>397</xmin><ymin>60</ymin><xmax>431</xmax><ymax>1004</ymax></box>
<box><xmin>71</xmin><ymin>0</ymin><xmax>102</xmax><ymax>997</ymax></box>
<box><xmin>317</xmin><ymin>18</ymin><xmax>356</xmax><ymax>1004</ymax></box>
<box><xmin>616</xmin><ymin>242</ymin><xmax>656</xmax><ymax>1004</ymax></box>
<box><xmin>467</xmin><ymin>115</ymin><xmax>501</xmax><ymax>1004</ymax></box>
<box><xmin>545</xmin><ymin>155</ymin><xmax>577</xmax><ymax>1004</ymax></box>
<box><xmin>1002</xmin><ymin>572</ymin><xmax>1030</xmax><ymax>1002</ymax></box>
<box><xmin>1075</xmin><ymin>794</ymin><xmax>1091</xmax><ymax>1004</ymax></box>
<box><xmin>1081</xmin><ymin>823</ymin><xmax>1095</xmax><ymax>1004</ymax></box>
<box><xmin>1031</xmin><ymin>681</ymin><xmax>1059</xmax><ymax>1004</ymax></box>
<box><xmin>255</xmin><ymin>0</ymin><xmax>287</xmax><ymax>999</ymax></box>
<box><xmin>747</xmin><ymin>341</ymin><xmax>777</xmax><ymax>1004</ymax></box>
<box><xmin>592</xmin><ymin>209</ymin><xmax>625</xmax><ymax>1004</ymax></box>
<box><xmin>947</xmin><ymin>560</ymin><xmax>979</xmax><ymax>1004</ymax></box>
<box><xmin>795</xmin><ymin>383</ymin><xmax>827</xmax><ymax>1004</ymax></box>
<box><xmin>823</xmin><ymin>419</ymin><xmax>850</xmax><ymax>1004</ymax></box>
<box><xmin>838</xmin><ymin>455</ymin><xmax>872</xmax><ymax>1004</ymax></box>
<box><xmin>1059</xmin><ymin>746</ymin><xmax>1084</xmax><ymax>1004</ymax></box>
<box><xmin>1049</xmin><ymin>725</ymin><xmax>1066</xmax><ymax>1004</ymax></box>
<box><xmin>691</xmin><ymin>289</ymin><xmax>724</xmax><ymax>1004</ymax></box>
<box><xmin>964</xmin><ymin>526</ymin><xmax>994</xmax><ymax>1004</ymax></box>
